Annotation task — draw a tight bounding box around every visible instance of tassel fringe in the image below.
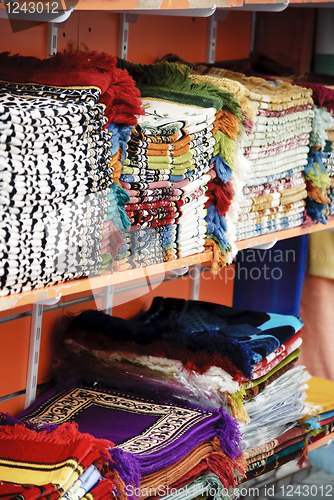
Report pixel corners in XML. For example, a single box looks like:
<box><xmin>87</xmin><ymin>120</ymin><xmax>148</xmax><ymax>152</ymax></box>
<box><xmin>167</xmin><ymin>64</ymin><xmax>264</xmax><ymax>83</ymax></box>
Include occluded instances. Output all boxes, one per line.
<box><xmin>117</xmin><ymin>60</ymin><xmax>243</xmax><ymax>118</ymax></box>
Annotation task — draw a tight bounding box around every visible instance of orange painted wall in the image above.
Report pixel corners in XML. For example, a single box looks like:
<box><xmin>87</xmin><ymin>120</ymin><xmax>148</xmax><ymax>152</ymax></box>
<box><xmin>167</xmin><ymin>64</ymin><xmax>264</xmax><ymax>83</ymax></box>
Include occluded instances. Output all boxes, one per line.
<box><xmin>0</xmin><ymin>18</ymin><xmax>47</xmax><ymax>58</ymax></box>
<box><xmin>127</xmin><ymin>12</ymin><xmax>252</xmax><ymax>64</ymax></box>
<box><xmin>57</xmin><ymin>11</ymin><xmax>119</xmax><ymax>54</ymax></box>
<box><xmin>0</xmin><ymin>10</ymin><xmax>252</xmax><ymax>64</ymax></box>
<box><xmin>0</xmin><ymin>8</ymin><xmax>246</xmax><ymax>415</ymax></box>
<box><xmin>113</xmin><ymin>264</ymin><xmax>235</xmax><ymax>319</ymax></box>
<box><xmin>128</xmin><ymin>15</ymin><xmax>209</xmax><ymax>64</ymax></box>
<box><xmin>216</xmin><ymin>11</ymin><xmax>252</xmax><ymax>62</ymax></box>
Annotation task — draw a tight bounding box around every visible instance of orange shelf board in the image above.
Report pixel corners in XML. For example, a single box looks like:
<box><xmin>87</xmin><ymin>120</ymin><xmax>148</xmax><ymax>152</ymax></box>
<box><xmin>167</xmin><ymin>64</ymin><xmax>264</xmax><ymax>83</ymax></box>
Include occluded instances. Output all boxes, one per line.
<box><xmin>289</xmin><ymin>0</ymin><xmax>329</xmax><ymax>2</ymax></box>
<box><xmin>72</xmin><ymin>0</ymin><xmax>299</xmax><ymax>9</ymax></box>
<box><xmin>0</xmin><ymin>0</ymin><xmax>332</xmax><ymax>14</ymax></box>
<box><xmin>73</xmin><ymin>0</ymin><xmax>215</xmax><ymax>10</ymax></box>
<box><xmin>243</xmin><ymin>0</ymin><xmax>280</xmax><ymax>3</ymax></box>
<box><xmin>236</xmin><ymin>219</ymin><xmax>334</xmax><ymax>251</ymax></box>
<box><xmin>1</xmin><ymin>218</ymin><xmax>333</xmax><ymax>313</ymax></box>
<box><xmin>0</xmin><ymin>251</ymin><xmax>212</xmax><ymax>313</ymax></box>
<box><xmin>308</xmin><ymin>432</ymin><xmax>334</xmax><ymax>452</ymax></box>
<box><xmin>0</xmin><ymin>0</ymin><xmax>217</xmax><ymax>14</ymax></box>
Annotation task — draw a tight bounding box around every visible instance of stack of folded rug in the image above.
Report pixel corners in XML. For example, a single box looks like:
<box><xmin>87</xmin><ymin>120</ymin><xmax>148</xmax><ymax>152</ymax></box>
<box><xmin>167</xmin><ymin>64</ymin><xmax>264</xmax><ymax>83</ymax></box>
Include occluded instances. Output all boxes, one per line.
<box><xmin>235</xmin><ymin>306</ymin><xmax>312</xmax><ymax>478</ymax></box>
<box><xmin>119</xmin><ymin>95</ymin><xmax>216</xmax><ymax>266</ymax></box>
<box><xmin>56</xmin><ymin>298</ymin><xmax>309</xmax><ymax>442</ymax></box>
<box><xmin>301</xmin><ymin>377</ymin><xmax>334</xmax><ymax>463</ymax></box>
<box><xmin>301</xmin><ymin>105</ymin><xmax>334</xmax><ymax>224</ymax></box>
<box><xmin>324</xmin><ymin>131</ymin><xmax>334</xmax><ymax>215</ymax></box>
<box><xmin>16</xmin><ymin>383</ymin><xmax>247</xmax><ymax>500</ymax></box>
<box><xmin>240</xmin><ymin>365</ymin><xmax>310</xmax><ymax>450</ymax></box>
<box><xmin>0</xmin><ymin>414</ymin><xmax>126</xmax><ymax>499</ymax></box>
<box><xmin>242</xmin><ymin>376</ymin><xmax>334</xmax><ymax>480</ymax></box>
<box><xmin>115</xmin><ymin>61</ymin><xmax>244</xmax><ymax>272</ymax></box>
<box><xmin>190</xmin><ymin>73</ymin><xmax>255</xmax><ymax>263</ymax></box>
<box><xmin>205</xmin><ymin>68</ymin><xmax>314</xmax><ymax>240</ymax></box>
<box><xmin>0</xmin><ymin>51</ymin><xmax>143</xmax><ymax>296</ymax></box>
<box><xmin>294</xmin><ymin>81</ymin><xmax>334</xmax><ymax>223</ymax></box>
<box><xmin>302</xmin><ymin>377</ymin><xmax>334</xmax><ymax>442</ymax></box>
<box><xmin>241</xmin><ymin>423</ymin><xmax>309</xmax><ymax>481</ymax></box>
<box><xmin>12</xmin><ymin>297</ymin><xmax>317</xmax><ymax>489</ymax></box>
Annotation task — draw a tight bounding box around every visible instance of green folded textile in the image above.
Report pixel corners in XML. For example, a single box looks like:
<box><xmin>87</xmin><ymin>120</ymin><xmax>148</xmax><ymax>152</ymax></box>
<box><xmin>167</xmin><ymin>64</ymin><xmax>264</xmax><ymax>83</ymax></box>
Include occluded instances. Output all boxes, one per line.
<box><xmin>125</xmin><ymin>150</ymin><xmax>213</xmax><ymax>169</ymax></box>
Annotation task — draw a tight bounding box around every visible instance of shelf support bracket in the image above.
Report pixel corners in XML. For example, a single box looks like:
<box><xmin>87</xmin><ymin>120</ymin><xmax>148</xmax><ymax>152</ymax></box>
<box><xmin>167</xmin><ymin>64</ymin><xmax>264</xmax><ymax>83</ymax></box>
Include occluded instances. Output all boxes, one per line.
<box><xmin>206</xmin><ymin>13</ymin><xmax>217</xmax><ymax>64</ymax></box>
<box><xmin>246</xmin><ymin>238</ymin><xmax>278</xmax><ymax>250</ymax></box>
<box><xmin>118</xmin><ymin>14</ymin><xmax>130</xmax><ymax>60</ymax></box>
<box><xmin>25</xmin><ymin>294</ymin><xmax>61</xmax><ymax>409</ymax></box>
<box><xmin>102</xmin><ymin>284</ymin><xmax>114</xmax><ymax>315</ymax></box>
<box><xmin>46</xmin><ymin>22</ymin><xmax>58</xmax><ymax>58</ymax></box>
<box><xmin>189</xmin><ymin>263</ymin><xmax>201</xmax><ymax>301</ymax></box>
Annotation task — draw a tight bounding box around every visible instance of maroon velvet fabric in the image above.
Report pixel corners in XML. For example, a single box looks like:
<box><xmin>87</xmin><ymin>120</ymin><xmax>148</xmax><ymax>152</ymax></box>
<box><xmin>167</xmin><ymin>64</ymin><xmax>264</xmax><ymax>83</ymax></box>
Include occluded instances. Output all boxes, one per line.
<box><xmin>0</xmin><ymin>51</ymin><xmax>143</xmax><ymax>127</ymax></box>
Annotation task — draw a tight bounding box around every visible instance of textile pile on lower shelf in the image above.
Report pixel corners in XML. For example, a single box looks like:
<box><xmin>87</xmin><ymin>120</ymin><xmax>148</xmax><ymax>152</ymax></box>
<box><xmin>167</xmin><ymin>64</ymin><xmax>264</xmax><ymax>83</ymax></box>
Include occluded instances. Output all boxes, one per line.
<box><xmin>200</xmin><ymin>68</ymin><xmax>314</xmax><ymax>240</ymax></box>
<box><xmin>1</xmin><ymin>299</ymin><xmax>332</xmax><ymax>498</ymax></box>
<box><xmin>0</xmin><ymin>51</ymin><xmax>143</xmax><ymax>297</ymax></box>
<box><xmin>5</xmin><ymin>385</ymin><xmax>247</xmax><ymax>500</ymax></box>
<box><xmin>54</xmin><ymin>298</ymin><xmax>326</xmax><ymax>478</ymax></box>
<box><xmin>242</xmin><ymin>376</ymin><xmax>334</xmax><ymax>480</ymax></box>
<box><xmin>301</xmin><ymin>377</ymin><xmax>334</xmax><ymax>464</ymax></box>
<box><xmin>114</xmin><ymin>61</ymin><xmax>245</xmax><ymax>271</ymax></box>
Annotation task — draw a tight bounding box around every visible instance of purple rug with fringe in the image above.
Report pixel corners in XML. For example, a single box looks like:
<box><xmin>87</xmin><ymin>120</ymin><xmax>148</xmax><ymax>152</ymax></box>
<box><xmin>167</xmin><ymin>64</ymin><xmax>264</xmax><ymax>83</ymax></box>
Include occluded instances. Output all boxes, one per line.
<box><xmin>18</xmin><ymin>385</ymin><xmax>242</xmax><ymax>477</ymax></box>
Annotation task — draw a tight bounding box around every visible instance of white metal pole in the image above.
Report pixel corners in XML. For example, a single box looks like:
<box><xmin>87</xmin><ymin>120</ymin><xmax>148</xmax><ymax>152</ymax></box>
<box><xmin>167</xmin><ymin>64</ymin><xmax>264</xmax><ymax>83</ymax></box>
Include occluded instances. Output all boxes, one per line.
<box><xmin>25</xmin><ymin>295</ymin><xmax>61</xmax><ymax>408</ymax></box>
<box><xmin>189</xmin><ymin>263</ymin><xmax>201</xmax><ymax>301</ymax></box>
<box><xmin>46</xmin><ymin>22</ymin><xmax>58</xmax><ymax>58</ymax></box>
<box><xmin>102</xmin><ymin>284</ymin><xmax>114</xmax><ymax>315</ymax></box>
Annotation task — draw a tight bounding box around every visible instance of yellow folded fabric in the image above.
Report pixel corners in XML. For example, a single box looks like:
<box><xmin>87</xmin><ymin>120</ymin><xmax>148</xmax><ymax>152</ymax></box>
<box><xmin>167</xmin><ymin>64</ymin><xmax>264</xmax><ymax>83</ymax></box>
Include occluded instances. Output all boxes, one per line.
<box><xmin>191</xmin><ymin>73</ymin><xmax>258</xmax><ymax>122</ymax></box>
<box><xmin>280</xmin><ymin>188</ymin><xmax>307</xmax><ymax>205</ymax></box>
<box><xmin>305</xmin><ymin>376</ymin><xmax>334</xmax><ymax>413</ymax></box>
<box><xmin>307</xmin><ymin>231</ymin><xmax>334</xmax><ymax>280</ymax></box>
<box><xmin>280</xmin><ymin>182</ymin><xmax>307</xmax><ymax>198</ymax></box>
<box><xmin>206</xmin><ymin>68</ymin><xmax>313</xmax><ymax>107</ymax></box>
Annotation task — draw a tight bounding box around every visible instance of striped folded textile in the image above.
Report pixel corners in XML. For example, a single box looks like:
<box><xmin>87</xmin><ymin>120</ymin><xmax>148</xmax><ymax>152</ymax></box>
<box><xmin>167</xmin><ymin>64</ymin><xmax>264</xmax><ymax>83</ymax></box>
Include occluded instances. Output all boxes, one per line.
<box><xmin>203</xmin><ymin>68</ymin><xmax>314</xmax><ymax>241</ymax></box>
<box><xmin>0</xmin><ymin>416</ymin><xmax>123</xmax><ymax>499</ymax></box>
<box><xmin>0</xmin><ymin>51</ymin><xmax>143</xmax><ymax>296</ymax></box>
<box><xmin>115</xmin><ymin>60</ymin><xmax>245</xmax><ymax>271</ymax></box>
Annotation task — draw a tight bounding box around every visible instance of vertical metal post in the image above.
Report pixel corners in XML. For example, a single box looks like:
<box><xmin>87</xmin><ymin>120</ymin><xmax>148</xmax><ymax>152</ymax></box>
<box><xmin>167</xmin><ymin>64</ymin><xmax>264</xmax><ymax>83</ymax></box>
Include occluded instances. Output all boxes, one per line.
<box><xmin>46</xmin><ymin>22</ymin><xmax>58</xmax><ymax>58</ymax></box>
<box><xmin>249</xmin><ymin>12</ymin><xmax>257</xmax><ymax>57</ymax></box>
<box><xmin>103</xmin><ymin>284</ymin><xmax>114</xmax><ymax>315</ymax></box>
<box><xmin>25</xmin><ymin>303</ymin><xmax>43</xmax><ymax>409</ymax></box>
<box><xmin>189</xmin><ymin>263</ymin><xmax>201</xmax><ymax>301</ymax></box>
<box><xmin>118</xmin><ymin>14</ymin><xmax>129</xmax><ymax>60</ymax></box>
<box><xmin>25</xmin><ymin>295</ymin><xmax>62</xmax><ymax>409</ymax></box>
<box><xmin>206</xmin><ymin>13</ymin><xmax>217</xmax><ymax>64</ymax></box>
